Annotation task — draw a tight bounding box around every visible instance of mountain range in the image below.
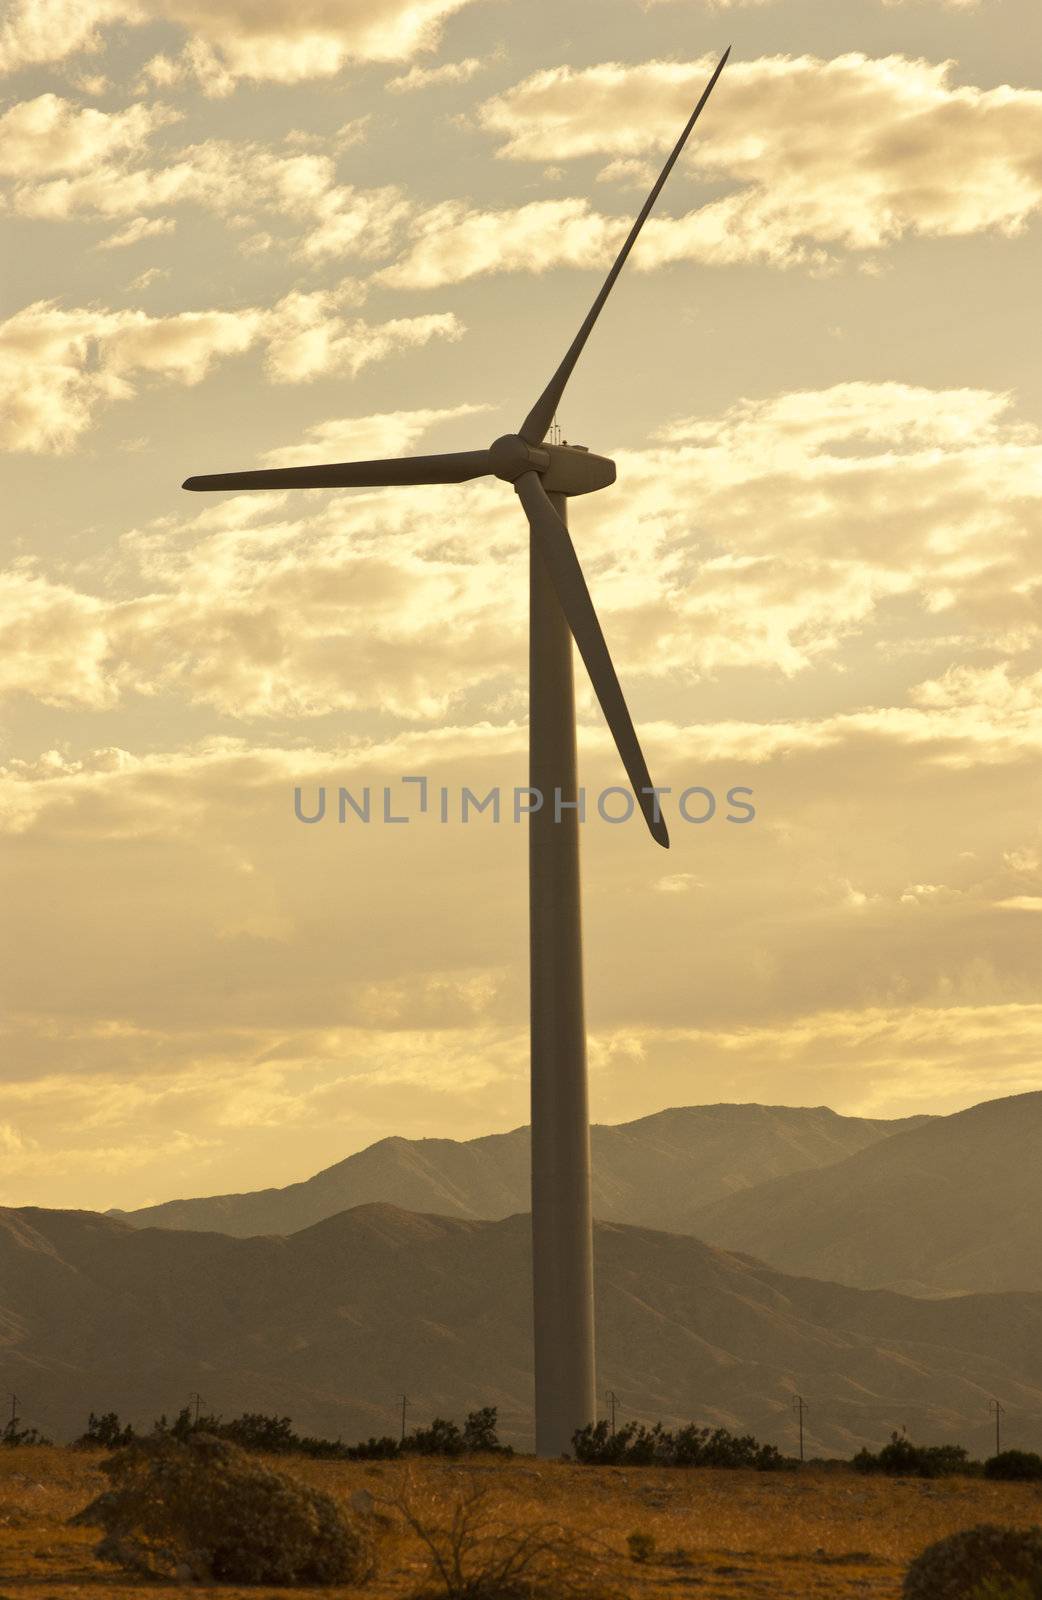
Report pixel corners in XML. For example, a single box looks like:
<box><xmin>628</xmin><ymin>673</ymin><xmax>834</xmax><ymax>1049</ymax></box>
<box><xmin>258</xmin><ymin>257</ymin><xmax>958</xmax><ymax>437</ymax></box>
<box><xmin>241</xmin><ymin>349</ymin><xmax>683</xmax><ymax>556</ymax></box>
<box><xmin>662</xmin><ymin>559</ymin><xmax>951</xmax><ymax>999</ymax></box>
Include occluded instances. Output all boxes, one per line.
<box><xmin>112</xmin><ymin>1102</ymin><xmax>929</xmax><ymax>1238</ymax></box>
<box><xmin>690</xmin><ymin>1091</ymin><xmax>1042</xmax><ymax>1296</ymax></box>
<box><xmin>4</xmin><ymin>1200</ymin><xmax>1042</xmax><ymax>1458</ymax></box>
<box><xmin>111</xmin><ymin>1093</ymin><xmax>1042</xmax><ymax>1297</ymax></box>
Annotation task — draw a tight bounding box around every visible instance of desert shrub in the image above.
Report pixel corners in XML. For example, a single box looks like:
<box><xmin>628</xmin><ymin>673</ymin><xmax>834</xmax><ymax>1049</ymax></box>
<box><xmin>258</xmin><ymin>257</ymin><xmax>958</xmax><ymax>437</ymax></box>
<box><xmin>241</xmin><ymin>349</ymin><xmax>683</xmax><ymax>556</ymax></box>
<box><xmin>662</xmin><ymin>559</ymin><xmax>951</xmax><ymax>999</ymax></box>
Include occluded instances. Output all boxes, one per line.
<box><xmin>854</xmin><ymin>1432</ymin><xmax>973</xmax><ymax>1479</ymax></box>
<box><xmin>462</xmin><ymin>1406</ymin><xmax>512</xmax><ymax>1456</ymax></box>
<box><xmin>349</xmin><ymin>1436</ymin><xmax>403</xmax><ymax>1461</ymax></box>
<box><xmin>903</xmin><ymin>1524</ymin><xmax>1042</xmax><ymax>1600</ymax></box>
<box><xmin>971</xmin><ymin>1580</ymin><xmax>1038</xmax><ymax>1600</ymax></box>
<box><xmin>626</xmin><ymin>1531</ymin><xmax>656</xmax><ymax>1564</ymax></box>
<box><xmin>985</xmin><ymin>1451</ymin><xmax>1042</xmax><ymax>1483</ymax></box>
<box><xmin>75</xmin><ymin>1412</ymin><xmax>135</xmax><ymax>1449</ymax></box>
<box><xmin>217</xmin><ymin>1412</ymin><xmax>298</xmax><ymax>1454</ymax></box>
<box><xmin>386</xmin><ymin>1473</ymin><xmax>619</xmax><ymax>1600</ymax></box>
<box><xmin>573</xmin><ymin>1418</ymin><xmax>788</xmax><ymax>1471</ymax></box>
<box><xmin>69</xmin><ymin>1430</ymin><xmax>372</xmax><ymax>1584</ymax></box>
<box><xmin>1</xmin><ymin>1415</ymin><xmax>50</xmax><ymax>1447</ymax></box>
<box><xmin>401</xmin><ymin>1410</ymin><xmax>511</xmax><ymax>1460</ymax></box>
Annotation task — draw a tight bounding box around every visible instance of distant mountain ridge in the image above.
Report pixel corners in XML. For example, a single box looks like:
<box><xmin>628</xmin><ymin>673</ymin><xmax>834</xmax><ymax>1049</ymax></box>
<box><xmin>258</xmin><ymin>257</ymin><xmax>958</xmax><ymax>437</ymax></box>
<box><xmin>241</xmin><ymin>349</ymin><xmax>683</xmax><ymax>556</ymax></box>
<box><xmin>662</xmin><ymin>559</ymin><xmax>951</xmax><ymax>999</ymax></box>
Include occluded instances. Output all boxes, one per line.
<box><xmin>4</xmin><ymin>1200</ymin><xmax>1042</xmax><ymax>1458</ymax></box>
<box><xmin>111</xmin><ymin>1102</ymin><xmax>930</xmax><ymax>1238</ymax></box>
<box><xmin>692</xmin><ymin>1091</ymin><xmax>1042</xmax><ymax>1295</ymax></box>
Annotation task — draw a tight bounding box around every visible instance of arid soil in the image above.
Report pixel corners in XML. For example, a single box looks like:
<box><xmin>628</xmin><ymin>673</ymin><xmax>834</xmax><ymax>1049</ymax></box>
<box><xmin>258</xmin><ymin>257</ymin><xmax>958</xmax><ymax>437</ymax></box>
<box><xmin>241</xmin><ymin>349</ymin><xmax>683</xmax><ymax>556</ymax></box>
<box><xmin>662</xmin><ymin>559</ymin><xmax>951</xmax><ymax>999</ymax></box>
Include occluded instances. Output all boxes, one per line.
<box><xmin>4</xmin><ymin>1447</ymin><xmax>1042</xmax><ymax>1597</ymax></box>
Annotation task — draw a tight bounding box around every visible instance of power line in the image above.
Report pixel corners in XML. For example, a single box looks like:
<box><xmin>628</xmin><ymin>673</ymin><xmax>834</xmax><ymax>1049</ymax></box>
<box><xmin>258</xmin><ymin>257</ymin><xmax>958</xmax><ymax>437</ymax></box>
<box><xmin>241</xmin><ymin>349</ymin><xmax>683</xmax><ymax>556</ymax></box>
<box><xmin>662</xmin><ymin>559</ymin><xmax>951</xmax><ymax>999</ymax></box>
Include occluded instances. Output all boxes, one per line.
<box><xmin>792</xmin><ymin>1394</ymin><xmax>808</xmax><ymax>1463</ymax></box>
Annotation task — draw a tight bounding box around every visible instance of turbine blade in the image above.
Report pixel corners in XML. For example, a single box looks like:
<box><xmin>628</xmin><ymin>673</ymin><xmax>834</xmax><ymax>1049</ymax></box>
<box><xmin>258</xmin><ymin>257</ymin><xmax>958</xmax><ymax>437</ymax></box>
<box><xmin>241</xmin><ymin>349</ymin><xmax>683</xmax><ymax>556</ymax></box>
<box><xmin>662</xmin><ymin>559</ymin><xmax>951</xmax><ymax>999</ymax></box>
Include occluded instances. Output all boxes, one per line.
<box><xmin>516</xmin><ymin>471</ymin><xmax>669</xmax><ymax>848</ymax></box>
<box><xmin>518</xmin><ymin>46</ymin><xmax>730</xmax><ymax>447</ymax></box>
<box><xmin>183</xmin><ymin>450</ymin><xmax>494</xmax><ymax>492</ymax></box>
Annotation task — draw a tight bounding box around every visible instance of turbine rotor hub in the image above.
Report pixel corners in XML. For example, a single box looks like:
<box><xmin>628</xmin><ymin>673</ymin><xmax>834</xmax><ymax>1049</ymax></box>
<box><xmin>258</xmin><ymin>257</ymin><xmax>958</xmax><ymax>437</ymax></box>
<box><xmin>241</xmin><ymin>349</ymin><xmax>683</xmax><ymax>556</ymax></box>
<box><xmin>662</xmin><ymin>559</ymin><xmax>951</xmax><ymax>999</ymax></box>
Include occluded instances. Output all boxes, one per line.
<box><xmin>490</xmin><ymin>434</ymin><xmax>550</xmax><ymax>483</ymax></box>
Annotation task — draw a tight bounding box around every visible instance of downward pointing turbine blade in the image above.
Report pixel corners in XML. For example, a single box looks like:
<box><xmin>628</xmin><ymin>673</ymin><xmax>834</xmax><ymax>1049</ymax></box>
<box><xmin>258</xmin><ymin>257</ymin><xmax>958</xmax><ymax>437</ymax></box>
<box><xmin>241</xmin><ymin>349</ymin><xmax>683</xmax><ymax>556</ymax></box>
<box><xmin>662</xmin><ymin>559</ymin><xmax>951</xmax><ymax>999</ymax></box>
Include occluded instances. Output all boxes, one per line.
<box><xmin>518</xmin><ymin>46</ymin><xmax>730</xmax><ymax>447</ymax></box>
<box><xmin>516</xmin><ymin>471</ymin><xmax>669</xmax><ymax>848</ymax></box>
<box><xmin>183</xmin><ymin>450</ymin><xmax>494</xmax><ymax>492</ymax></box>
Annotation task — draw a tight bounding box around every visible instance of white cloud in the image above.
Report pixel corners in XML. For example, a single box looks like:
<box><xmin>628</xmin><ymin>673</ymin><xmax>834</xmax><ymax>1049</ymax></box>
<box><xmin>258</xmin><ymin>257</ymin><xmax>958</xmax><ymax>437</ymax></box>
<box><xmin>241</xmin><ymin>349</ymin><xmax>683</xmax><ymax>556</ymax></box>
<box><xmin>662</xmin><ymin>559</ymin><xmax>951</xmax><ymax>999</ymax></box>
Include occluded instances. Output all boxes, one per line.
<box><xmin>0</xmin><ymin>293</ymin><xmax>464</xmax><ymax>452</ymax></box>
<box><xmin>0</xmin><ymin>0</ymin><xmax>480</xmax><ymax>85</ymax></box>
<box><xmin>97</xmin><ymin>216</ymin><xmax>176</xmax><ymax>248</ymax></box>
<box><xmin>260</xmin><ymin>403</ymin><xmax>488</xmax><ymax>465</ymax></box>
<box><xmin>378</xmin><ymin>197</ymin><xmax>623</xmax><ymax>287</ymax></box>
<box><xmin>0</xmin><ymin>300</ymin><xmax>261</xmax><ymax>453</ymax></box>
<box><xmin>388</xmin><ymin>55</ymin><xmax>487</xmax><ymax>91</ymax></box>
<box><xmin>0</xmin><ymin>0</ymin><xmax>129</xmax><ymax>75</ymax></box>
<box><xmin>4</xmin><ymin>380</ymin><xmax>1040</xmax><ymax>720</ymax></box>
<box><xmin>0</xmin><ymin>94</ymin><xmax>177</xmax><ymax>177</ymax></box>
<box><xmin>3</xmin><ymin>111</ymin><xmax>413</xmax><ymax>263</ymax></box>
<box><xmin>455</xmin><ymin>53</ymin><xmax>1042</xmax><ymax>277</ymax></box>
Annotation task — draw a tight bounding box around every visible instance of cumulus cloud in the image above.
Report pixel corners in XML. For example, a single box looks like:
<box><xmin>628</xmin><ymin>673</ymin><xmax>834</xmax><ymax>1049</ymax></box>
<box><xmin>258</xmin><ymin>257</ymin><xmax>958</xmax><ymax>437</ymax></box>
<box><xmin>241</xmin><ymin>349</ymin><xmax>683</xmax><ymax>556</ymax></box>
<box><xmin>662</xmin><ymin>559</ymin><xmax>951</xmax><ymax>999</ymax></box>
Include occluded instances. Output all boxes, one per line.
<box><xmin>452</xmin><ymin>53</ymin><xmax>1042</xmax><ymax>278</ymax></box>
<box><xmin>260</xmin><ymin>403</ymin><xmax>489</xmax><ymax>465</ymax></box>
<box><xmin>0</xmin><ymin>0</ymin><xmax>128</xmax><ymax>75</ymax></box>
<box><xmin>0</xmin><ymin>294</ymin><xmax>463</xmax><ymax>451</ymax></box>
<box><xmin>3</xmin><ymin>382</ymin><xmax>1040</xmax><ymax>731</ymax></box>
<box><xmin>0</xmin><ymin>94</ymin><xmax>178</xmax><ymax>176</ymax></box>
<box><xmin>378</xmin><ymin>197</ymin><xmax>623</xmax><ymax>287</ymax></box>
<box><xmin>388</xmin><ymin>55</ymin><xmax>487</xmax><ymax>91</ymax></box>
<box><xmin>2</xmin><ymin>103</ymin><xmax>412</xmax><ymax>263</ymax></box>
<box><xmin>0</xmin><ymin>0</ymin><xmax>480</xmax><ymax>84</ymax></box>
<box><xmin>97</xmin><ymin>215</ymin><xmax>176</xmax><ymax>248</ymax></box>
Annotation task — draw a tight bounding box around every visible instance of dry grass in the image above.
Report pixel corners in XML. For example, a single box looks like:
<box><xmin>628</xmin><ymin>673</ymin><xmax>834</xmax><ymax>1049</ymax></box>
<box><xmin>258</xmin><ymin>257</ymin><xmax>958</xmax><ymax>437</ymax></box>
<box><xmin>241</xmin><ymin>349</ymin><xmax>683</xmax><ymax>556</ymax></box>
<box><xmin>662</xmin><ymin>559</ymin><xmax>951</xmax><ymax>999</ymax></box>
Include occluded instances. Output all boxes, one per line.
<box><xmin>2</xmin><ymin>1446</ymin><xmax>1042</xmax><ymax>1598</ymax></box>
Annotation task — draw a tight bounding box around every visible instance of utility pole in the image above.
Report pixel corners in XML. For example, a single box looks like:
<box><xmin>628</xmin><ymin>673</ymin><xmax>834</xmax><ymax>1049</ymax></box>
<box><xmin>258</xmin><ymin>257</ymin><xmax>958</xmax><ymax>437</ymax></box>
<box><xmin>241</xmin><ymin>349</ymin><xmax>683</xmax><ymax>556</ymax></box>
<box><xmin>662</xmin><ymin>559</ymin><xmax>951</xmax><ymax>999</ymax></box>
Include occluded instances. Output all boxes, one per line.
<box><xmin>792</xmin><ymin>1394</ymin><xmax>807</xmax><ymax>1463</ymax></box>
<box><xmin>989</xmin><ymin>1398</ymin><xmax>1005</xmax><ymax>1458</ymax></box>
<box><xmin>9</xmin><ymin>1393</ymin><xmax>17</xmax><ymax>1428</ymax></box>
<box><xmin>400</xmin><ymin>1395</ymin><xmax>407</xmax><ymax>1445</ymax></box>
<box><xmin>605</xmin><ymin>1390</ymin><xmax>617</xmax><ymax>1437</ymax></box>
<box><xmin>188</xmin><ymin>1392</ymin><xmax>205</xmax><ymax>1426</ymax></box>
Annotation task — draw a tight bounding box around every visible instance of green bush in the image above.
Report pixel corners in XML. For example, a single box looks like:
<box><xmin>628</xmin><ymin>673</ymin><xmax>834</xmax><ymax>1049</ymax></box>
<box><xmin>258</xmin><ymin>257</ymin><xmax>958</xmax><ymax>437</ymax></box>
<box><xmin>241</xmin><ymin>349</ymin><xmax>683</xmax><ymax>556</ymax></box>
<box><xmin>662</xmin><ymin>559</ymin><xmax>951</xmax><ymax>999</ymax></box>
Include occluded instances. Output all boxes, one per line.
<box><xmin>854</xmin><ymin>1432</ymin><xmax>973</xmax><ymax>1479</ymax></box>
<box><xmin>903</xmin><ymin>1525</ymin><xmax>1042</xmax><ymax>1600</ymax></box>
<box><xmin>141</xmin><ymin>1405</ymin><xmax>509</xmax><ymax>1462</ymax></box>
<box><xmin>1</xmin><ymin>1415</ymin><xmax>50</xmax><ymax>1447</ymax></box>
<box><xmin>75</xmin><ymin>1412</ymin><xmax>135</xmax><ymax>1449</ymax></box>
<box><xmin>573</xmin><ymin>1418</ymin><xmax>789</xmax><ymax>1470</ymax></box>
<box><xmin>985</xmin><ymin>1452</ymin><xmax>1042</xmax><ymax>1483</ymax></box>
<box><xmin>69</xmin><ymin>1430</ymin><xmax>372</xmax><ymax>1584</ymax></box>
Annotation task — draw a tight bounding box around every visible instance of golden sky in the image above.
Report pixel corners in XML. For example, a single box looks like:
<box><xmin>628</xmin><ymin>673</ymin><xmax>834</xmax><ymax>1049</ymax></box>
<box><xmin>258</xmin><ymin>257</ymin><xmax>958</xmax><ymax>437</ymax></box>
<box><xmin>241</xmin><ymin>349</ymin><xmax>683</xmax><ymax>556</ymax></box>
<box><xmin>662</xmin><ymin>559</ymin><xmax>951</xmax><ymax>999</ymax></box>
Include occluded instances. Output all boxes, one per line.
<box><xmin>2</xmin><ymin>0</ymin><xmax>1042</xmax><ymax>1210</ymax></box>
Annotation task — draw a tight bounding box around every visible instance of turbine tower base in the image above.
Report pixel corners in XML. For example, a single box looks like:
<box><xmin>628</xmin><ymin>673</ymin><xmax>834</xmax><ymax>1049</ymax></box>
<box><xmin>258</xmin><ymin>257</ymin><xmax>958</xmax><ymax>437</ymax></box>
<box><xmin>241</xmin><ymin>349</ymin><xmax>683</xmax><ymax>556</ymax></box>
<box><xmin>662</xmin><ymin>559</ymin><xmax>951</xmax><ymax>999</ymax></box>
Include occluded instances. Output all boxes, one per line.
<box><xmin>529</xmin><ymin>490</ymin><xmax>597</xmax><ymax>1460</ymax></box>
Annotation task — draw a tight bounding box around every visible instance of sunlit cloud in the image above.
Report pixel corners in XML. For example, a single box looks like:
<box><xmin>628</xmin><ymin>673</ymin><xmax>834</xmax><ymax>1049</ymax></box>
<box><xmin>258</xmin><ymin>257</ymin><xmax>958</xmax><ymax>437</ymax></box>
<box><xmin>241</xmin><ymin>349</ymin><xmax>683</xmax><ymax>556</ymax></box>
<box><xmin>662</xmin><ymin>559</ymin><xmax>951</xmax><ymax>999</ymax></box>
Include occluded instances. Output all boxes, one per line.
<box><xmin>0</xmin><ymin>295</ymin><xmax>463</xmax><ymax>451</ymax></box>
<box><xmin>0</xmin><ymin>0</ymin><xmax>482</xmax><ymax>85</ymax></box>
<box><xmin>433</xmin><ymin>54</ymin><xmax>1042</xmax><ymax>279</ymax></box>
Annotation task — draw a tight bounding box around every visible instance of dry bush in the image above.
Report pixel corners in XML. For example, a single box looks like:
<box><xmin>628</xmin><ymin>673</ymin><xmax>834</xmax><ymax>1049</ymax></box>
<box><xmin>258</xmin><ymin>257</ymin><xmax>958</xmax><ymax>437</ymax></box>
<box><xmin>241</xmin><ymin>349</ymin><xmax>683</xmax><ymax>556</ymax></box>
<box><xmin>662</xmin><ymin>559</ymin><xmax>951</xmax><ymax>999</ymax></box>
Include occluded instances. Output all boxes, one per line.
<box><xmin>903</xmin><ymin>1524</ymin><xmax>1042</xmax><ymax>1600</ymax></box>
<box><xmin>383</xmin><ymin>1470</ymin><xmax>622</xmax><ymax>1600</ymax></box>
<box><xmin>69</xmin><ymin>1430</ymin><xmax>373</xmax><ymax>1584</ymax></box>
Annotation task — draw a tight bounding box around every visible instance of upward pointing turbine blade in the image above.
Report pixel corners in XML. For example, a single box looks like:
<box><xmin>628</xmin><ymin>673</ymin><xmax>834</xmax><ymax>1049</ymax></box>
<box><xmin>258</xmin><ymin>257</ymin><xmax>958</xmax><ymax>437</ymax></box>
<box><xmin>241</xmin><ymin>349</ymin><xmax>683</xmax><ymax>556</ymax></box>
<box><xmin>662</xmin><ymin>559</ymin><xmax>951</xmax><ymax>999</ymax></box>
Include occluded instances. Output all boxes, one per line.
<box><xmin>183</xmin><ymin>450</ymin><xmax>494</xmax><ymax>493</ymax></box>
<box><xmin>518</xmin><ymin>46</ymin><xmax>730</xmax><ymax>447</ymax></box>
<box><xmin>515</xmin><ymin>470</ymin><xmax>669</xmax><ymax>848</ymax></box>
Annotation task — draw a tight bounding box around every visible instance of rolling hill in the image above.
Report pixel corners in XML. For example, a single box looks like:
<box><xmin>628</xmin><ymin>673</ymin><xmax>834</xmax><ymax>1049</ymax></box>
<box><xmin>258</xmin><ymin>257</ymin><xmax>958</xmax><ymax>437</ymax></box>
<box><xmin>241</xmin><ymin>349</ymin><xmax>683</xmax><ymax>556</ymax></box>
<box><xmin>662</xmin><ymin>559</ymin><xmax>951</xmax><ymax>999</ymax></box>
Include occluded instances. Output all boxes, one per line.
<box><xmin>111</xmin><ymin>1102</ymin><xmax>929</xmax><ymax>1237</ymax></box>
<box><xmin>4</xmin><ymin>1200</ymin><xmax>1042</xmax><ymax>1458</ymax></box>
<box><xmin>692</xmin><ymin>1091</ymin><xmax>1042</xmax><ymax>1295</ymax></box>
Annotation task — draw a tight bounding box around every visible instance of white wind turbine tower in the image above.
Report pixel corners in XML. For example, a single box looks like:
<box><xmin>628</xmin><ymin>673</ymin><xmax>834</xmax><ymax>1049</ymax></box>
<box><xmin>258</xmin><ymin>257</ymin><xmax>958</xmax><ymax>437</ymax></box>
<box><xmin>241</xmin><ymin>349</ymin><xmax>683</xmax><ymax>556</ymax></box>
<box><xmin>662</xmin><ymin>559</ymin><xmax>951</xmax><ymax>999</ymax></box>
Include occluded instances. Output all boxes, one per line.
<box><xmin>184</xmin><ymin>47</ymin><xmax>730</xmax><ymax>1458</ymax></box>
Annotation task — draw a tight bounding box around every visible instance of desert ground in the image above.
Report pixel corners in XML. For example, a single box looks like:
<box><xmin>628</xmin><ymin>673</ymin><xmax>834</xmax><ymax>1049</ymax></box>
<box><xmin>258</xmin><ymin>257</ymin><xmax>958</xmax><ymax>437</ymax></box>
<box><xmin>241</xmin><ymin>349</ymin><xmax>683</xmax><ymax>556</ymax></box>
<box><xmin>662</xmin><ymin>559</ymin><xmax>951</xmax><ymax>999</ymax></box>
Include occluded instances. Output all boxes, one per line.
<box><xmin>2</xmin><ymin>1447</ymin><xmax>1042</xmax><ymax>1598</ymax></box>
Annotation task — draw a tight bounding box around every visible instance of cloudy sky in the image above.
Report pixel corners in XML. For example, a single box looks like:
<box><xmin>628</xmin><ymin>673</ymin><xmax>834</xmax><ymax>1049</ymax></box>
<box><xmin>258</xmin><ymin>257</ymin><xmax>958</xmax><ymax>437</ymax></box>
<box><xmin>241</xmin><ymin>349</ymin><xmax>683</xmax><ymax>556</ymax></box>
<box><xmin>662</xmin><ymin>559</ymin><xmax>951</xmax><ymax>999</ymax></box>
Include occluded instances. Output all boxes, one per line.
<box><xmin>2</xmin><ymin>0</ymin><xmax>1041</xmax><ymax>1211</ymax></box>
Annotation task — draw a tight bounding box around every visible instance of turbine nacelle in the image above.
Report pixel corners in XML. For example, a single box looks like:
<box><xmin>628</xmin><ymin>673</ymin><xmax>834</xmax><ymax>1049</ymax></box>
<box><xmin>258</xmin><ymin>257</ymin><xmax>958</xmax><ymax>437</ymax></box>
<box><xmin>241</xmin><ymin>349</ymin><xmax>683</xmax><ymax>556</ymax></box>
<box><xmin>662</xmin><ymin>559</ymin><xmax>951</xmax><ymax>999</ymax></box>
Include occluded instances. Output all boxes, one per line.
<box><xmin>489</xmin><ymin>434</ymin><xmax>616</xmax><ymax>498</ymax></box>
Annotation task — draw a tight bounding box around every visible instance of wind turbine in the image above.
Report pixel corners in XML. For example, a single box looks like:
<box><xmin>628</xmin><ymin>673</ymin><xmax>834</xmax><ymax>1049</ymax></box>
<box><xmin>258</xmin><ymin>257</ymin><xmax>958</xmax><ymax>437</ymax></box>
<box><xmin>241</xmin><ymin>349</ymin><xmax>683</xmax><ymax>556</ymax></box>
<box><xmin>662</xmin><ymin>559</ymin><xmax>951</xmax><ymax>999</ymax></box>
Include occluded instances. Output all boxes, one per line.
<box><xmin>184</xmin><ymin>47</ymin><xmax>730</xmax><ymax>1458</ymax></box>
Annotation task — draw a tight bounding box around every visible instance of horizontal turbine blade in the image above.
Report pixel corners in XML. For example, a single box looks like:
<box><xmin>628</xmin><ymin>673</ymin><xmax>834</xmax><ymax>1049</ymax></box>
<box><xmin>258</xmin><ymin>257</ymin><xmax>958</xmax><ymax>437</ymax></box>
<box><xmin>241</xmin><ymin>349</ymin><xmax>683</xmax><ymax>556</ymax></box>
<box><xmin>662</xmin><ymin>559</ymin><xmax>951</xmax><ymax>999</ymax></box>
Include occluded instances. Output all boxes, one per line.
<box><xmin>516</xmin><ymin>470</ymin><xmax>669</xmax><ymax>849</ymax></box>
<box><xmin>183</xmin><ymin>450</ymin><xmax>494</xmax><ymax>493</ymax></box>
<box><xmin>519</xmin><ymin>46</ymin><xmax>730</xmax><ymax>447</ymax></box>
